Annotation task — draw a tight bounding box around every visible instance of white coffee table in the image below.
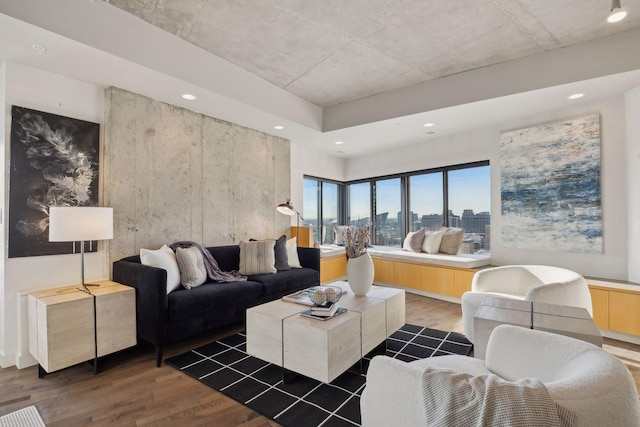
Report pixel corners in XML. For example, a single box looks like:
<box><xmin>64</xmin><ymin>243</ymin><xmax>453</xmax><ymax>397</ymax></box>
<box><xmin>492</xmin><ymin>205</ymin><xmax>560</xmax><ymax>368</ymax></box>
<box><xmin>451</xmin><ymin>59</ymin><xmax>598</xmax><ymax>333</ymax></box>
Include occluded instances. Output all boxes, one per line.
<box><xmin>246</xmin><ymin>282</ymin><xmax>405</xmax><ymax>383</ymax></box>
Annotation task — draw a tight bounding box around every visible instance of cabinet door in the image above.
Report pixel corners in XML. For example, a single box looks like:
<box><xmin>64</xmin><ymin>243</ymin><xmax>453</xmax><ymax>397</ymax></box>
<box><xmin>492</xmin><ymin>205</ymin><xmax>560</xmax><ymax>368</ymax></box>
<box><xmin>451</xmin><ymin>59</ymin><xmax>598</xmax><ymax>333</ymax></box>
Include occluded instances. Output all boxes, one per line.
<box><xmin>372</xmin><ymin>257</ymin><xmax>394</xmax><ymax>283</ymax></box>
<box><xmin>588</xmin><ymin>287</ymin><xmax>609</xmax><ymax>329</ymax></box>
<box><xmin>609</xmin><ymin>290</ymin><xmax>640</xmax><ymax>335</ymax></box>
<box><xmin>38</xmin><ymin>296</ymin><xmax>95</xmax><ymax>373</ymax></box>
<box><xmin>320</xmin><ymin>255</ymin><xmax>347</xmax><ymax>283</ymax></box>
<box><xmin>393</xmin><ymin>261</ymin><xmax>422</xmax><ymax>290</ymax></box>
<box><xmin>453</xmin><ymin>270</ymin><xmax>476</xmax><ymax>298</ymax></box>
<box><xmin>421</xmin><ymin>265</ymin><xmax>454</xmax><ymax>295</ymax></box>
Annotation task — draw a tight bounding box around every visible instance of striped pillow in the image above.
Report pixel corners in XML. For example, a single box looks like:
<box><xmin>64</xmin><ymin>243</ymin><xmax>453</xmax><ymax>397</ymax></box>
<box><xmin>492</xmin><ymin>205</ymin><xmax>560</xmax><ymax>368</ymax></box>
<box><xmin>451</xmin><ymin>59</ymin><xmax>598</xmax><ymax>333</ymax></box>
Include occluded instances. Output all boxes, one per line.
<box><xmin>175</xmin><ymin>246</ymin><xmax>207</xmax><ymax>289</ymax></box>
<box><xmin>239</xmin><ymin>240</ymin><xmax>277</xmax><ymax>275</ymax></box>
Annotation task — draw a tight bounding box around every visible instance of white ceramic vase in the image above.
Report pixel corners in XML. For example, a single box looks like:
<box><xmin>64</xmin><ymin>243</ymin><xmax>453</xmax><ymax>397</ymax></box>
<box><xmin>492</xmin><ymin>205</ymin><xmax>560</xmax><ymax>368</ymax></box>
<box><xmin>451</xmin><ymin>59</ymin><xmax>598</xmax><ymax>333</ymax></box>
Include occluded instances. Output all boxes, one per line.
<box><xmin>347</xmin><ymin>252</ymin><xmax>375</xmax><ymax>296</ymax></box>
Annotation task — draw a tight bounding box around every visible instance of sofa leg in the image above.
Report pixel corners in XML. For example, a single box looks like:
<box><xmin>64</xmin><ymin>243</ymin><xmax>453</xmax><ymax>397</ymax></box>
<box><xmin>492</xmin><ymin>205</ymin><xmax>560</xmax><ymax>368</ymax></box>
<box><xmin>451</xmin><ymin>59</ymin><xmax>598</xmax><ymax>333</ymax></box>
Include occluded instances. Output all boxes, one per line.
<box><xmin>156</xmin><ymin>347</ymin><xmax>163</xmax><ymax>367</ymax></box>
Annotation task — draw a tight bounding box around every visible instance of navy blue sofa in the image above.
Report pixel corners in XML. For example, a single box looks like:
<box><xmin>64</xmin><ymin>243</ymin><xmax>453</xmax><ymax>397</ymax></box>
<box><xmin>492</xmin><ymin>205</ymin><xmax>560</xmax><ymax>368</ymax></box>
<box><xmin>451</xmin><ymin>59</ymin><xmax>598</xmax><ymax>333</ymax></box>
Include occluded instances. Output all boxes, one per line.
<box><xmin>112</xmin><ymin>244</ymin><xmax>320</xmax><ymax>366</ymax></box>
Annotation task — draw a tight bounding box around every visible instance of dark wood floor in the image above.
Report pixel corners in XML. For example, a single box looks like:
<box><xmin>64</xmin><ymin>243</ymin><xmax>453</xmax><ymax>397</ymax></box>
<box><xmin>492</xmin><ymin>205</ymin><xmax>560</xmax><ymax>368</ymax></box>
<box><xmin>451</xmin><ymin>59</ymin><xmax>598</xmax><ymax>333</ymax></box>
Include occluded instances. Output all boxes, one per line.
<box><xmin>1</xmin><ymin>292</ymin><xmax>638</xmax><ymax>426</ymax></box>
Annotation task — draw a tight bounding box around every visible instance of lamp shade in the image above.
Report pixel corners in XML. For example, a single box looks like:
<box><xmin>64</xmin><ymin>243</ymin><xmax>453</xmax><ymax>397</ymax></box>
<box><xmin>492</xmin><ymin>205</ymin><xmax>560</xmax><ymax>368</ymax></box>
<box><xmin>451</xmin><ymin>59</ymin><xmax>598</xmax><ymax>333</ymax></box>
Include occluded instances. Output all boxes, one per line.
<box><xmin>277</xmin><ymin>200</ymin><xmax>296</xmax><ymax>216</ymax></box>
<box><xmin>49</xmin><ymin>207</ymin><xmax>114</xmax><ymax>242</ymax></box>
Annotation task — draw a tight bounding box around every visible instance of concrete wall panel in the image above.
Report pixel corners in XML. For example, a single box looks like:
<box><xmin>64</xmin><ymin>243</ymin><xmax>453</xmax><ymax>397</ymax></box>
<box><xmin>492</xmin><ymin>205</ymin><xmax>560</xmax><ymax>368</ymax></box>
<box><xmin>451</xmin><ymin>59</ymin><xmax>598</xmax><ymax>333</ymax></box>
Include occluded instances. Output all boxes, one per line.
<box><xmin>105</xmin><ymin>87</ymin><xmax>290</xmax><ymax>263</ymax></box>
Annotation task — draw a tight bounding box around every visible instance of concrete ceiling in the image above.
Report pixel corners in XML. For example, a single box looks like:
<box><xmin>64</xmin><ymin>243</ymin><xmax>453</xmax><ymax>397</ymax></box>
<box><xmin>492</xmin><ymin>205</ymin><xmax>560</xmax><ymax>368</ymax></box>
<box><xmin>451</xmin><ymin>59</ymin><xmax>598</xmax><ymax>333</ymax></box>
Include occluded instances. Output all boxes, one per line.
<box><xmin>1</xmin><ymin>0</ymin><xmax>640</xmax><ymax>158</ymax></box>
<box><xmin>106</xmin><ymin>0</ymin><xmax>640</xmax><ymax>108</ymax></box>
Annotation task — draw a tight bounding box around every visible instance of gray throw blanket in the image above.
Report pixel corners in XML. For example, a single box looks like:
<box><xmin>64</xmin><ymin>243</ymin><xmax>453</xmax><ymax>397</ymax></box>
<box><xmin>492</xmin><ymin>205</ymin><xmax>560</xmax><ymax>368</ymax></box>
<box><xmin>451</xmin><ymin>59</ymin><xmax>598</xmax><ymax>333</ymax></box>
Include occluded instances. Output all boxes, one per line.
<box><xmin>169</xmin><ymin>241</ymin><xmax>246</xmax><ymax>283</ymax></box>
<box><xmin>422</xmin><ymin>368</ymin><xmax>577</xmax><ymax>427</ymax></box>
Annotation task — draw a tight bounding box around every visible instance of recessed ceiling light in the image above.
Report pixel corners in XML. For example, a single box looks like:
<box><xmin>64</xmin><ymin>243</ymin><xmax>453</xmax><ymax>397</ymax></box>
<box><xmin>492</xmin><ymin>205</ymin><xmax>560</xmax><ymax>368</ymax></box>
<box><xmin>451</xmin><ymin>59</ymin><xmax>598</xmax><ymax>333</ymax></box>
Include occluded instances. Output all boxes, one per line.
<box><xmin>274</xmin><ymin>125</ymin><xmax>284</xmax><ymax>130</ymax></box>
<box><xmin>423</xmin><ymin>123</ymin><xmax>435</xmax><ymax>127</ymax></box>
<box><xmin>335</xmin><ymin>141</ymin><xmax>344</xmax><ymax>145</ymax></box>
<box><xmin>181</xmin><ymin>93</ymin><xmax>196</xmax><ymax>100</ymax></box>
<box><xmin>31</xmin><ymin>44</ymin><xmax>46</xmax><ymax>53</ymax></box>
<box><xmin>336</xmin><ymin>150</ymin><xmax>346</xmax><ymax>155</ymax></box>
<box><xmin>567</xmin><ymin>93</ymin><xmax>584</xmax><ymax>100</ymax></box>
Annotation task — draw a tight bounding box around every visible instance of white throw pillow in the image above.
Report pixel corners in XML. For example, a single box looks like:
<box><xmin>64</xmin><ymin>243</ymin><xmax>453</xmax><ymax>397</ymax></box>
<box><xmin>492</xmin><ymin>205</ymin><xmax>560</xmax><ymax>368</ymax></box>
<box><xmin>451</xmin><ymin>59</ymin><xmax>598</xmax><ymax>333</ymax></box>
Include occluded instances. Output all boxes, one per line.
<box><xmin>140</xmin><ymin>244</ymin><xmax>181</xmax><ymax>294</ymax></box>
<box><xmin>422</xmin><ymin>229</ymin><xmax>447</xmax><ymax>254</ymax></box>
<box><xmin>286</xmin><ymin>237</ymin><xmax>302</xmax><ymax>268</ymax></box>
<box><xmin>239</xmin><ymin>240</ymin><xmax>277</xmax><ymax>275</ymax></box>
<box><xmin>402</xmin><ymin>228</ymin><xmax>425</xmax><ymax>252</ymax></box>
<box><xmin>175</xmin><ymin>246</ymin><xmax>207</xmax><ymax>289</ymax></box>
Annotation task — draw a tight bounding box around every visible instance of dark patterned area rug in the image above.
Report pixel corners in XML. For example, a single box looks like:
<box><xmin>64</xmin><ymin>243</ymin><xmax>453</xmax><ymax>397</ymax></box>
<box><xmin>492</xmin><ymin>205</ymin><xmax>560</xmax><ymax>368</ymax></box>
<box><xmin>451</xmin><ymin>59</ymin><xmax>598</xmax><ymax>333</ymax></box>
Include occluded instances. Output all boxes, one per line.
<box><xmin>166</xmin><ymin>324</ymin><xmax>472</xmax><ymax>427</ymax></box>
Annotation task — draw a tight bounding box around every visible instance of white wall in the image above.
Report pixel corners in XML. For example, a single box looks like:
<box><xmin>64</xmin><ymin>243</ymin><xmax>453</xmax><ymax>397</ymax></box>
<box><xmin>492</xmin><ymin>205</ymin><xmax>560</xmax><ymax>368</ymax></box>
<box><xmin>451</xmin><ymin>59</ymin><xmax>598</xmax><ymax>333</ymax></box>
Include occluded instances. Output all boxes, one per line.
<box><xmin>0</xmin><ymin>62</ymin><xmax>6</xmax><ymax>364</ymax></box>
<box><xmin>289</xmin><ymin>142</ymin><xmax>345</xmax><ymax>226</ymax></box>
<box><xmin>340</xmin><ymin>95</ymin><xmax>630</xmax><ymax>280</ymax></box>
<box><xmin>1</xmin><ymin>62</ymin><xmax>106</xmax><ymax>367</ymax></box>
<box><xmin>626</xmin><ymin>87</ymin><xmax>640</xmax><ymax>283</ymax></box>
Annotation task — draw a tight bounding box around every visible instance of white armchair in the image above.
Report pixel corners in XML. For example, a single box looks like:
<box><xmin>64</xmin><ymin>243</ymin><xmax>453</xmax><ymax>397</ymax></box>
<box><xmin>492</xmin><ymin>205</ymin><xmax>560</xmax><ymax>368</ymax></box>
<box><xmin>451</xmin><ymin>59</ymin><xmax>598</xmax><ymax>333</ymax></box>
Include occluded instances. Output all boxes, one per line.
<box><xmin>461</xmin><ymin>265</ymin><xmax>592</xmax><ymax>342</ymax></box>
<box><xmin>361</xmin><ymin>324</ymin><xmax>640</xmax><ymax>427</ymax></box>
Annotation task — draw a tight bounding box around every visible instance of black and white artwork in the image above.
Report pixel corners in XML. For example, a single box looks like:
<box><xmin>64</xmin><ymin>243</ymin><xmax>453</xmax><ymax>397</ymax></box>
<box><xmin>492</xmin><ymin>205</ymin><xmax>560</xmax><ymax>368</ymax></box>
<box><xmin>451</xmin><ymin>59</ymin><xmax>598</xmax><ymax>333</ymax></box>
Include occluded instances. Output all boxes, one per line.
<box><xmin>9</xmin><ymin>106</ymin><xmax>100</xmax><ymax>258</ymax></box>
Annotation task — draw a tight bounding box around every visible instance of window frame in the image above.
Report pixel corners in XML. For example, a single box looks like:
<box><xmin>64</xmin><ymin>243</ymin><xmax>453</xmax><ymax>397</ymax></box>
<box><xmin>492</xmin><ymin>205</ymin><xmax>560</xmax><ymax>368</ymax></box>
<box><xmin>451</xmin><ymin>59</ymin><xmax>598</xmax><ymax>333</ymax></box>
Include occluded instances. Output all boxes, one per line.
<box><xmin>303</xmin><ymin>160</ymin><xmax>490</xmax><ymax>250</ymax></box>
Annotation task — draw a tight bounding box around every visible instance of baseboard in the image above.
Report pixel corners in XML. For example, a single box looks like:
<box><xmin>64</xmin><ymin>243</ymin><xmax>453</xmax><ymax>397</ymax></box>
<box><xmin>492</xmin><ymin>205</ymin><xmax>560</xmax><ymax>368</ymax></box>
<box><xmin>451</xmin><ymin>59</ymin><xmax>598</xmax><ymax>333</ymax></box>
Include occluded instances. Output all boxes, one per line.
<box><xmin>371</xmin><ymin>281</ymin><xmax>462</xmax><ymax>304</ymax></box>
<box><xmin>600</xmin><ymin>329</ymin><xmax>640</xmax><ymax>346</ymax></box>
<box><xmin>0</xmin><ymin>350</ymin><xmax>15</xmax><ymax>368</ymax></box>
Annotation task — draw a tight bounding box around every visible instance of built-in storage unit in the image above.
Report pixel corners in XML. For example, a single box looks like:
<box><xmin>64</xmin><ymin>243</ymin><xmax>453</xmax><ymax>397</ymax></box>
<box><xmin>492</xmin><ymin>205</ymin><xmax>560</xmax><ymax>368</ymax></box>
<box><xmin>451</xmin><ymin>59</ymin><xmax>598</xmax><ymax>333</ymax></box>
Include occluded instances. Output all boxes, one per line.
<box><xmin>28</xmin><ymin>280</ymin><xmax>136</xmax><ymax>375</ymax></box>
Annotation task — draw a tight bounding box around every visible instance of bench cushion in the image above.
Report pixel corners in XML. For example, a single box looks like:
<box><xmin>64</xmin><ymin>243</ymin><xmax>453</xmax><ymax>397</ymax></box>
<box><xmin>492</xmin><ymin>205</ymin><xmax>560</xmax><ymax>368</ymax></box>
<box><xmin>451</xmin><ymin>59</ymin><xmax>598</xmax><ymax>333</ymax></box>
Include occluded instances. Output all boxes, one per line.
<box><xmin>368</xmin><ymin>246</ymin><xmax>491</xmax><ymax>269</ymax></box>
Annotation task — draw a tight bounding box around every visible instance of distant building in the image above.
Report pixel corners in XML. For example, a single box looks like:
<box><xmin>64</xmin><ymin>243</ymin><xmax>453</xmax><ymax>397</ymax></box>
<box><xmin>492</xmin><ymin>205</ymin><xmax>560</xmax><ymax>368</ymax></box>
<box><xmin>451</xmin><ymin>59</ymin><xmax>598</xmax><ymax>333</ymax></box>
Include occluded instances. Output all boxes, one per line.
<box><xmin>462</xmin><ymin>210</ymin><xmax>491</xmax><ymax>234</ymax></box>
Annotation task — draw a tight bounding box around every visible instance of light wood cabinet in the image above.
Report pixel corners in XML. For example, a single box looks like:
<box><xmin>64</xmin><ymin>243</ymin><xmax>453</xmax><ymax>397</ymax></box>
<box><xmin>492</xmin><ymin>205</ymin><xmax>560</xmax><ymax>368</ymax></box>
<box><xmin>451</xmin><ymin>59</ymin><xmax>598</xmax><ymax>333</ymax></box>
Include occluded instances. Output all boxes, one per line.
<box><xmin>588</xmin><ymin>287</ymin><xmax>609</xmax><ymax>329</ymax></box>
<box><xmin>608</xmin><ymin>290</ymin><xmax>640</xmax><ymax>336</ymax></box>
<box><xmin>320</xmin><ymin>254</ymin><xmax>347</xmax><ymax>283</ymax></box>
<box><xmin>372</xmin><ymin>256</ymin><xmax>478</xmax><ymax>299</ymax></box>
<box><xmin>588</xmin><ymin>284</ymin><xmax>640</xmax><ymax>337</ymax></box>
<box><xmin>372</xmin><ymin>257</ymin><xmax>394</xmax><ymax>283</ymax></box>
<box><xmin>28</xmin><ymin>280</ymin><xmax>136</xmax><ymax>375</ymax></box>
<box><xmin>421</xmin><ymin>265</ymin><xmax>455</xmax><ymax>295</ymax></box>
<box><xmin>453</xmin><ymin>270</ymin><xmax>476</xmax><ymax>298</ymax></box>
<box><xmin>290</xmin><ymin>226</ymin><xmax>315</xmax><ymax>248</ymax></box>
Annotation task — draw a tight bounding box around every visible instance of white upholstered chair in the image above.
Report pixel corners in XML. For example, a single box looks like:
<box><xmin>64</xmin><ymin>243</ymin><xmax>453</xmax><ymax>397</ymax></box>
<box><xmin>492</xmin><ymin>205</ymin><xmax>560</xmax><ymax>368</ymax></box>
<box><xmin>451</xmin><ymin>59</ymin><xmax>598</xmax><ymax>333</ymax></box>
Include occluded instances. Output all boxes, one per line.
<box><xmin>461</xmin><ymin>265</ymin><xmax>592</xmax><ymax>342</ymax></box>
<box><xmin>360</xmin><ymin>324</ymin><xmax>640</xmax><ymax>427</ymax></box>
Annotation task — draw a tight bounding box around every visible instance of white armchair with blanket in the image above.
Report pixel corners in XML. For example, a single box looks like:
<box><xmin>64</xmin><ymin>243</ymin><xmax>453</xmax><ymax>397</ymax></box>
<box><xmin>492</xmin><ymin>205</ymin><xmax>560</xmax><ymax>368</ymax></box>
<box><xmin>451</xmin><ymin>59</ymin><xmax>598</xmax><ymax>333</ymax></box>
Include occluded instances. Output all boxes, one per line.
<box><xmin>461</xmin><ymin>265</ymin><xmax>592</xmax><ymax>342</ymax></box>
<box><xmin>360</xmin><ymin>324</ymin><xmax>640</xmax><ymax>427</ymax></box>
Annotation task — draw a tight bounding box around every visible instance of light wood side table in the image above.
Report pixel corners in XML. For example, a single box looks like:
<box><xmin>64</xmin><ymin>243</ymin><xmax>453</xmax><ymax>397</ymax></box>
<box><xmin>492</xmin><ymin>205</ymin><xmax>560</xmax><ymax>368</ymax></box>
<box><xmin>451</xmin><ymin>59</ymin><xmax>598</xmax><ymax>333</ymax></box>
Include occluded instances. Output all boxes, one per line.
<box><xmin>28</xmin><ymin>280</ymin><xmax>136</xmax><ymax>377</ymax></box>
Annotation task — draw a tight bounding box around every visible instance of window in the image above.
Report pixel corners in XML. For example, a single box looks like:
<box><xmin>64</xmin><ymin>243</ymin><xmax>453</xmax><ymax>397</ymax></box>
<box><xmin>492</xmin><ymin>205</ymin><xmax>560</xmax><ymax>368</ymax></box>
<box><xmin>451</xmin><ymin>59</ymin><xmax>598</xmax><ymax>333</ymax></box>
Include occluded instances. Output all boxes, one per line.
<box><xmin>374</xmin><ymin>178</ymin><xmax>402</xmax><ymax>247</ymax></box>
<box><xmin>322</xmin><ymin>182</ymin><xmax>338</xmax><ymax>244</ymax></box>
<box><xmin>348</xmin><ymin>182</ymin><xmax>371</xmax><ymax>227</ymax></box>
<box><xmin>302</xmin><ymin>178</ymin><xmax>319</xmax><ymax>243</ymax></box>
<box><xmin>448</xmin><ymin>165</ymin><xmax>491</xmax><ymax>253</ymax></box>
<box><xmin>302</xmin><ymin>177</ymin><xmax>344</xmax><ymax>245</ymax></box>
<box><xmin>303</xmin><ymin>162</ymin><xmax>490</xmax><ymax>254</ymax></box>
<box><xmin>409</xmin><ymin>173</ymin><xmax>443</xmax><ymax>232</ymax></box>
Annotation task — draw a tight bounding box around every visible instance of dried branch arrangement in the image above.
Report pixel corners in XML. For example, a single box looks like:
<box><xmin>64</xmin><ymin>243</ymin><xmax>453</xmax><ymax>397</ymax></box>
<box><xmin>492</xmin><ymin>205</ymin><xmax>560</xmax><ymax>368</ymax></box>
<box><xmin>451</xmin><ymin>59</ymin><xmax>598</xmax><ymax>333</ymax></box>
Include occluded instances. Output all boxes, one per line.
<box><xmin>345</xmin><ymin>226</ymin><xmax>370</xmax><ymax>259</ymax></box>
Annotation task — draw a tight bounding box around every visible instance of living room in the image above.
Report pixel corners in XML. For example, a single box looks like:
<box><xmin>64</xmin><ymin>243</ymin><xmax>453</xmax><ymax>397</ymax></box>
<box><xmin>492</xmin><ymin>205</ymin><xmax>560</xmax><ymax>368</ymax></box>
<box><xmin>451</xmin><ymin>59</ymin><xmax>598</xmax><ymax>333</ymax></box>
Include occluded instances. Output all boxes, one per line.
<box><xmin>1</xmin><ymin>1</ymin><xmax>640</xmax><ymax>425</ymax></box>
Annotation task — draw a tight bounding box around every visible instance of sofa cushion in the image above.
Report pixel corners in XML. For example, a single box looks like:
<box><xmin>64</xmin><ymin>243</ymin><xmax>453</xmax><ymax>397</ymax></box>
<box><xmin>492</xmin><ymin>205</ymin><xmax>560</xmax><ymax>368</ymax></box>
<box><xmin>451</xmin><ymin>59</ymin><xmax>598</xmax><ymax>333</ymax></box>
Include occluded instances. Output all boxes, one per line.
<box><xmin>333</xmin><ymin>225</ymin><xmax>355</xmax><ymax>245</ymax></box>
<box><xmin>403</xmin><ymin>228</ymin><xmax>425</xmax><ymax>252</ymax></box>
<box><xmin>286</xmin><ymin>238</ymin><xmax>302</xmax><ymax>268</ymax></box>
<box><xmin>274</xmin><ymin>235</ymin><xmax>291</xmax><ymax>271</ymax></box>
<box><xmin>140</xmin><ymin>245</ymin><xmax>181</xmax><ymax>294</ymax></box>
<box><xmin>167</xmin><ymin>280</ymin><xmax>264</xmax><ymax>320</ymax></box>
<box><xmin>175</xmin><ymin>246</ymin><xmax>207</xmax><ymax>289</ymax></box>
<box><xmin>422</xmin><ymin>229</ymin><xmax>446</xmax><ymax>254</ymax></box>
<box><xmin>248</xmin><ymin>268</ymin><xmax>319</xmax><ymax>295</ymax></box>
<box><xmin>239</xmin><ymin>240</ymin><xmax>277</xmax><ymax>275</ymax></box>
<box><xmin>439</xmin><ymin>228</ymin><xmax>465</xmax><ymax>255</ymax></box>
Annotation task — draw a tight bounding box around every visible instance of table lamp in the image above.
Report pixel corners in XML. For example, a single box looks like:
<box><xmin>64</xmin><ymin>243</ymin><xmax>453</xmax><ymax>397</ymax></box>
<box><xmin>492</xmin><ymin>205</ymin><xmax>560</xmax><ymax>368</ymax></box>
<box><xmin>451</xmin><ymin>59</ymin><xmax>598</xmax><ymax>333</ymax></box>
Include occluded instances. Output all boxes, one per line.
<box><xmin>49</xmin><ymin>206</ymin><xmax>114</xmax><ymax>294</ymax></box>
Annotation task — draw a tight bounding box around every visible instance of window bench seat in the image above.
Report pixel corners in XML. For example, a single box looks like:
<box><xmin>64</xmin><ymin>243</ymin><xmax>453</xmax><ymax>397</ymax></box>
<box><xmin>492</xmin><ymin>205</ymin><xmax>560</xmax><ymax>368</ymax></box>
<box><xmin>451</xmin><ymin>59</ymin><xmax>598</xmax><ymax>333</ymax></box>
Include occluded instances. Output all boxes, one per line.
<box><xmin>367</xmin><ymin>246</ymin><xmax>491</xmax><ymax>269</ymax></box>
<box><xmin>319</xmin><ymin>244</ymin><xmax>491</xmax><ymax>300</ymax></box>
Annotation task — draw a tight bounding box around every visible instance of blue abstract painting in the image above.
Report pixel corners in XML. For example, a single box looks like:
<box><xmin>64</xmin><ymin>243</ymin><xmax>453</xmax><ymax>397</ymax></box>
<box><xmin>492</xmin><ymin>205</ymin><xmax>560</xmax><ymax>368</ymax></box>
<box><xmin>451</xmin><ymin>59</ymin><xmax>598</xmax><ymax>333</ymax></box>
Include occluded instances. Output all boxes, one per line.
<box><xmin>500</xmin><ymin>114</ymin><xmax>602</xmax><ymax>254</ymax></box>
